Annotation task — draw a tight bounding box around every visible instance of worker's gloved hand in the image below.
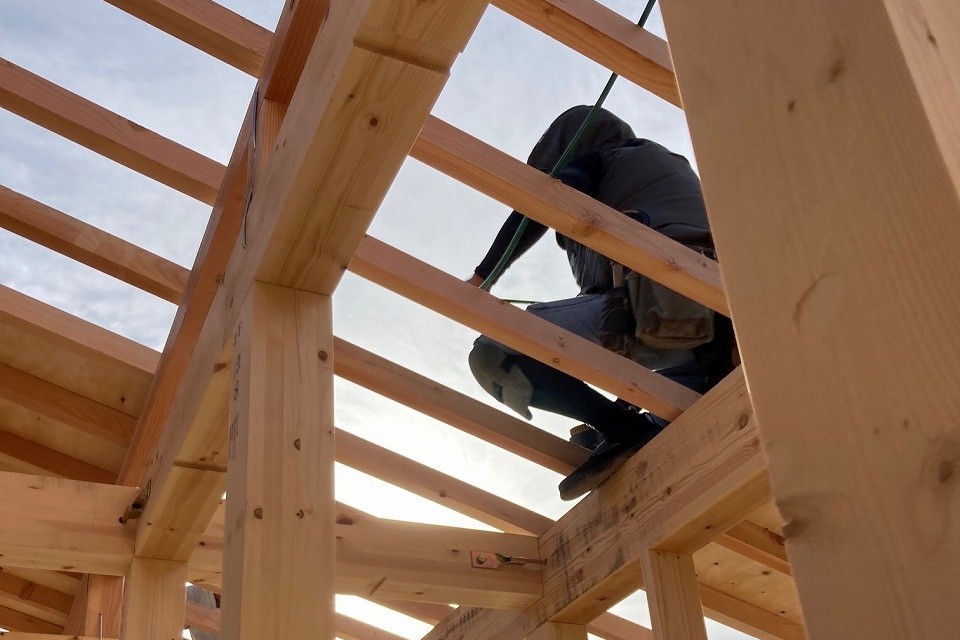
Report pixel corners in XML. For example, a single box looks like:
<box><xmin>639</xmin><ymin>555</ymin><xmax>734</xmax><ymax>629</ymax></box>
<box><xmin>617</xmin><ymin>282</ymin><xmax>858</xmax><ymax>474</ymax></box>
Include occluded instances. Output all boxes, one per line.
<box><xmin>466</xmin><ymin>273</ymin><xmax>485</xmax><ymax>288</ymax></box>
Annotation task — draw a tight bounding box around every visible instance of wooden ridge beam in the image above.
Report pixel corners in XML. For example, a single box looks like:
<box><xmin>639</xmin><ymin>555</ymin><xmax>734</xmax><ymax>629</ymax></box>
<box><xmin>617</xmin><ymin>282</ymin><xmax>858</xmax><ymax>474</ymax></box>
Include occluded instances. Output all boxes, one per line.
<box><xmin>103</xmin><ymin>0</ymin><xmax>273</xmax><ymax>77</ymax></box>
<box><xmin>0</xmin><ymin>362</ymin><xmax>135</xmax><ymax>446</ymax></box>
<box><xmin>0</xmin><ymin>58</ymin><xmax>225</xmax><ymax>205</ymax></box>
<box><xmin>491</xmin><ymin>0</ymin><xmax>679</xmax><ymax>106</ymax></box>
<box><xmin>334</xmin><ymin>337</ymin><xmax>585</xmax><ymax>475</ymax></box>
<box><xmin>0</xmin><ymin>472</ymin><xmax>135</xmax><ymax>576</ymax></box>
<box><xmin>411</xmin><ymin>117</ymin><xmax>727</xmax><ymax>315</ymax></box>
<box><xmin>188</xmin><ymin>507</ymin><xmax>544</xmax><ymax>609</ymax></box>
<box><xmin>422</xmin><ymin>370</ymin><xmax>778</xmax><ymax>640</ymax></box>
<box><xmin>0</xmin><ymin>185</ymin><xmax>189</xmax><ymax>304</ymax></box>
<box><xmin>127</xmin><ymin>0</ymin><xmax>488</xmax><ymax>582</ymax></box>
<box><xmin>0</xmin><ymin>284</ymin><xmax>159</xmax><ymax>377</ymax></box>
<box><xmin>336</xmin><ymin>428</ymin><xmax>552</xmax><ymax>535</ymax></box>
<box><xmin>0</xmin><ymin>430</ymin><xmax>116</xmax><ymax>484</ymax></box>
<box><xmin>350</xmin><ymin>235</ymin><xmax>699</xmax><ymax>420</ymax></box>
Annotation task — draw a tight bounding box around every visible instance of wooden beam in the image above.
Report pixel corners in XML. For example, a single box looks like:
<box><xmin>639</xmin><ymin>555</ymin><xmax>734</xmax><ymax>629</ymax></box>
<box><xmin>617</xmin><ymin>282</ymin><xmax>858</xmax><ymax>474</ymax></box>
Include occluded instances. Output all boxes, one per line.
<box><xmin>0</xmin><ymin>58</ymin><xmax>224</xmax><ymax>205</ymax></box>
<box><xmin>0</xmin><ymin>186</ymin><xmax>189</xmax><ymax>304</ymax></box>
<box><xmin>62</xmin><ymin>575</ymin><xmax>122</xmax><ymax>638</ymax></box>
<box><xmin>696</xmin><ymin>585</ymin><xmax>805</xmax><ymax>640</ymax></box>
<box><xmin>0</xmin><ymin>430</ymin><xmax>115</xmax><ymax>484</ymax></box>
<box><xmin>490</xmin><ymin>0</ymin><xmax>679</xmax><ymax>106</ymax></box>
<box><xmin>0</xmin><ymin>362</ymin><xmax>135</xmax><ymax>446</ymax></box>
<box><xmin>421</xmin><ymin>370</ymin><xmax>770</xmax><ymax>640</ymax></box>
<box><xmin>661</xmin><ymin>1</ymin><xmax>960</xmax><ymax>638</ymax></box>
<box><xmin>336</xmin><ymin>614</ymin><xmax>407</xmax><ymax>640</ymax></box>
<box><xmin>124</xmin><ymin>0</ymin><xmax>488</xmax><ymax>594</ymax></box>
<box><xmin>334</xmin><ymin>337</ymin><xmax>586</xmax><ymax>475</ymax></box>
<box><xmin>221</xmin><ymin>283</ymin><xmax>335</xmax><ymax>639</ymax></box>
<box><xmin>0</xmin><ymin>636</ymin><xmax>117</xmax><ymax>640</ymax></box>
<box><xmin>528</xmin><ymin>623</ymin><xmax>587</xmax><ymax>640</ymax></box>
<box><xmin>350</xmin><ymin>236</ymin><xmax>699</xmax><ymax>420</ymax></box>
<box><xmin>641</xmin><ymin>550</ymin><xmax>707</xmax><ymax>640</ymax></box>
<box><xmin>0</xmin><ymin>472</ymin><xmax>135</xmax><ymax>575</ymax></box>
<box><xmin>102</xmin><ymin>0</ymin><xmax>273</xmax><ymax>77</ymax></box>
<box><xmin>716</xmin><ymin>522</ymin><xmax>791</xmax><ymax>577</ymax></box>
<box><xmin>118</xmin><ymin>558</ymin><xmax>186</xmax><ymax>640</ymax></box>
<box><xmin>0</xmin><ymin>573</ymin><xmax>71</xmax><ymax>625</ymax></box>
<box><xmin>184</xmin><ymin>599</ymin><xmax>220</xmax><ymax>636</ymax></box>
<box><xmin>0</xmin><ymin>285</ymin><xmax>159</xmax><ymax>377</ymax></box>
<box><xmin>336</xmin><ymin>428</ymin><xmax>553</xmax><ymax>535</ymax></box>
<box><xmin>0</xmin><ymin>607</ymin><xmax>60</xmax><ymax>634</ymax></box>
<box><xmin>411</xmin><ymin>117</ymin><xmax>727</xmax><ymax>315</ymax></box>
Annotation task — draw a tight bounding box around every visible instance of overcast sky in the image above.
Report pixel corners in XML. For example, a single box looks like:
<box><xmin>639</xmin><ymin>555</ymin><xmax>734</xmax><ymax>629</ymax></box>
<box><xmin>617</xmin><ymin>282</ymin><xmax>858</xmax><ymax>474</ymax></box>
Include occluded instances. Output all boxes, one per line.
<box><xmin>0</xmin><ymin>1</ymin><xmax>751</xmax><ymax>638</ymax></box>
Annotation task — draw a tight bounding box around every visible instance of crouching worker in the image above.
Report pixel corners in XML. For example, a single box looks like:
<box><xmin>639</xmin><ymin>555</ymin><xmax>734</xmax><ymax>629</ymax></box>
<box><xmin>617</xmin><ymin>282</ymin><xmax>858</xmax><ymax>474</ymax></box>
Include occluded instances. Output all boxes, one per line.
<box><xmin>466</xmin><ymin>106</ymin><xmax>734</xmax><ymax>500</ymax></box>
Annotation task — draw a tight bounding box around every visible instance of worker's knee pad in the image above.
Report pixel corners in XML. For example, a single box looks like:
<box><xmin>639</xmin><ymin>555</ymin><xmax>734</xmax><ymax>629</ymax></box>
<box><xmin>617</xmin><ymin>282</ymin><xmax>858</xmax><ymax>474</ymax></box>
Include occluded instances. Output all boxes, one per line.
<box><xmin>468</xmin><ymin>342</ymin><xmax>534</xmax><ymax>420</ymax></box>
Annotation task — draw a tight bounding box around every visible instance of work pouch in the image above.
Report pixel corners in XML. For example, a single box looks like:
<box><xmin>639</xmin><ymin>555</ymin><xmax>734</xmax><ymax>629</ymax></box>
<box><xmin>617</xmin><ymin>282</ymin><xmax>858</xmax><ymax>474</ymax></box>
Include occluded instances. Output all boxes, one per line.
<box><xmin>626</xmin><ymin>271</ymin><xmax>714</xmax><ymax>350</ymax></box>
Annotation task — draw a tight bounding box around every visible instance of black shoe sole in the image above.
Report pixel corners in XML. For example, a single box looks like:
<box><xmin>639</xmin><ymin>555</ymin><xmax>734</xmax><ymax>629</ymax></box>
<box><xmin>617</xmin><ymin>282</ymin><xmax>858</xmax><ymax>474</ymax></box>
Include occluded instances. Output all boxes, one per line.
<box><xmin>558</xmin><ymin>442</ymin><xmax>642</xmax><ymax>501</ymax></box>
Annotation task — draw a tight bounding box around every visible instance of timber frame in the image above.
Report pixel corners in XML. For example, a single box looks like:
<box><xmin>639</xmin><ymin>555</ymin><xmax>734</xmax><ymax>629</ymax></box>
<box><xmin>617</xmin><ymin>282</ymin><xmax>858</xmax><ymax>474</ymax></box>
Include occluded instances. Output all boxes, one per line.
<box><xmin>0</xmin><ymin>1</ymin><xmax>957</xmax><ymax>639</ymax></box>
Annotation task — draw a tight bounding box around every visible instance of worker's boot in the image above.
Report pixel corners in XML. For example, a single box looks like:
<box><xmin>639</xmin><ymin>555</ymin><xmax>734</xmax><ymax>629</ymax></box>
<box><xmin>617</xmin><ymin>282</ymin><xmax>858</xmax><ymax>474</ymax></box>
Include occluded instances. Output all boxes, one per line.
<box><xmin>558</xmin><ymin>408</ymin><xmax>663</xmax><ymax>501</ymax></box>
<box><xmin>569</xmin><ymin>423</ymin><xmax>604</xmax><ymax>451</ymax></box>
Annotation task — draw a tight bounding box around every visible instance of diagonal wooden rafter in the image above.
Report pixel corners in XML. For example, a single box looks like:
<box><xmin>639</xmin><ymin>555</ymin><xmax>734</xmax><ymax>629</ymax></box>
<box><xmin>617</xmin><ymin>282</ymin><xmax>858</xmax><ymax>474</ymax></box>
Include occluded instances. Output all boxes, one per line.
<box><xmin>0</xmin><ymin>572</ymin><xmax>72</xmax><ymax>627</ymax></box>
<box><xmin>350</xmin><ymin>236</ymin><xmax>700</xmax><ymax>420</ymax></box>
<box><xmin>102</xmin><ymin>0</ymin><xmax>274</xmax><ymax>77</ymax></box>
<box><xmin>0</xmin><ymin>186</ymin><xmax>189</xmax><ymax>304</ymax></box>
<box><xmin>0</xmin><ymin>430</ymin><xmax>115</xmax><ymax>484</ymax></box>
<box><xmin>0</xmin><ymin>58</ymin><xmax>224</xmax><ymax>205</ymax></box>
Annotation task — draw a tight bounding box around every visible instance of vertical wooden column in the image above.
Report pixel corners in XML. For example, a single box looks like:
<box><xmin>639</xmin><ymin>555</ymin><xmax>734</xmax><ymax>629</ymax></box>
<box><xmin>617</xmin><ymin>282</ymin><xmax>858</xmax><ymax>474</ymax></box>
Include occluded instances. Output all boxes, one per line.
<box><xmin>661</xmin><ymin>1</ymin><xmax>960</xmax><ymax>638</ymax></box>
<box><xmin>221</xmin><ymin>281</ymin><xmax>335</xmax><ymax>639</ymax></box>
<box><xmin>528</xmin><ymin>622</ymin><xmax>588</xmax><ymax>640</ymax></box>
<box><xmin>64</xmin><ymin>575</ymin><xmax>123</xmax><ymax>637</ymax></box>
<box><xmin>119</xmin><ymin>558</ymin><xmax>187</xmax><ymax>640</ymax></box>
<box><xmin>641</xmin><ymin>550</ymin><xmax>707</xmax><ymax>640</ymax></box>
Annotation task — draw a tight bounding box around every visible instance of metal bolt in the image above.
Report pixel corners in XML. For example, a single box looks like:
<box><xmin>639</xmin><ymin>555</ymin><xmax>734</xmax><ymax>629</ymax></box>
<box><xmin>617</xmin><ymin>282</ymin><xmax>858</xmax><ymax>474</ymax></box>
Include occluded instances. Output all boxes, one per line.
<box><xmin>254</xmin><ymin>507</ymin><xmax>264</xmax><ymax>519</ymax></box>
<box><xmin>476</xmin><ymin>554</ymin><xmax>487</xmax><ymax>565</ymax></box>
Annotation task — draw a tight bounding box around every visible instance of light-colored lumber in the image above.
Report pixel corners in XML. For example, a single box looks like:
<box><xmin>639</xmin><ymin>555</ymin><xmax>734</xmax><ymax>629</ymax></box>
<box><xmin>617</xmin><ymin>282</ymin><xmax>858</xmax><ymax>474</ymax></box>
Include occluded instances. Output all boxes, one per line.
<box><xmin>528</xmin><ymin>623</ymin><xmax>588</xmax><ymax>640</ymax></box>
<box><xmin>123</xmin><ymin>0</ymin><xmax>487</xmax><ymax>604</ymax></box>
<box><xmin>422</xmin><ymin>369</ymin><xmax>772</xmax><ymax>640</ymax></box>
<box><xmin>697</xmin><ymin>585</ymin><xmax>805</xmax><ymax>640</ymax></box>
<box><xmin>0</xmin><ymin>186</ymin><xmax>189</xmax><ymax>303</ymax></box>
<box><xmin>350</xmin><ymin>236</ymin><xmax>699</xmax><ymax>420</ymax></box>
<box><xmin>0</xmin><ymin>570</ymin><xmax>73</xmax><ymax>623</ymax></box>
<box><xmin>0</xmin><ymin>58</ymin><xmax>224</xmax><ymax>205</ymax></box>
<box><xmin>0</xmin><ymin>430</ymin><xmax>115</xmax><ymax>484</ymax></box>
<box><xmin>119</xmin><ymin>558</ymin><xmax>186</xmax><ymax>640</ymax></box>
<box><xmin>0</xmin><ymin>472</ymin><xmax>135</xmax><ymax>575</ymax></box>
<box><xmin>0</xmin><ymin>636</ymin><xmax>116</xmax><ymax>640</ymax></box>
<box><xmin>661</xmin><ymin>0</ymin><xmax>960</xmax><ymax>638</ymax></box>
<box><xmin>184</xmin><ymin>600</ymin><xmax>220</xmax><ymax>635</ymax></box>
<box><xmin>334</xmin><ymin>337</ymin><xmax>586</xmax><ymax>475</ymax></box>
<box><xmin>0</xmin><ymin>608</ymin><xmax>60</xmax><ymax>634</ymax></box>
<box><xmin>491</xmin><ymin>0</ymin><xmax>679</xmax><ymax>105</ymax></box>
<box><xmin>62</xmin><ymin>575</ymin><xmax>122</xmax><ymax>638</ymax></box>
<box><xmin>0</xmin><ymin>362</ymin><xmax>135</xmax><ymax>446</ymax></box>
<box><xmin>716</xmin><ymin>522</ymin><xmax>791</xmax><ymax>576</ymax></box>
<box><xmin>336</xmin><ymin>428</ymin><xmax>552</xmax><ymax>535</ymax></box>
<box><xmin>103</xmin><ymin>0</ymin><xmax>273</xmax><ymax>76</ymax></box>
<box><xmin>221</xmin><ymin>282</ymin><xmax>335</xmax><ymax>639</ymax></box>
<box><xmin>411</xmin><ymin>117</ymin><xmax>727</xmax><ymax>315</ymax></box>
<box><xmin>1</xmin><ymin>571</ymin><xmax>79</xmax><ymax>599</ymax></box>
<box><xmin>641</xmin><ymin>550</ymin><xmax>707</xmax><ymax>640</ymax></box>
<box><xmin>336</xmin><ymin>613</ymin><xmax>407</xmax><ymax>640</ymax></box>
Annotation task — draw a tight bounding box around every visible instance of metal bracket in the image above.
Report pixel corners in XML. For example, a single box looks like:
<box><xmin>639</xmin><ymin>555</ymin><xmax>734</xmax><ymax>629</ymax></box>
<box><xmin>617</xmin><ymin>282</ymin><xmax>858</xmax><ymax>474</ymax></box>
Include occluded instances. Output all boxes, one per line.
<box><xmin>119</xmin><ymin>479</ymin><xmax>152</xmax><ymax>524</ymax></box>
<box><xmin>471</xmin><ymin>551</ymin><xmax>547</xmax><ymax>570</ymax></box>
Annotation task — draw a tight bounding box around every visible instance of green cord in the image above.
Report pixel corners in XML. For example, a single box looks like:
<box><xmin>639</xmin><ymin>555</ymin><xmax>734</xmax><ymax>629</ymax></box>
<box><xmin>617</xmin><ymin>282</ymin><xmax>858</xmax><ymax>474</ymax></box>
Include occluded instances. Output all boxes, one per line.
<box><xmin>480</xmin><ymin>0</ymin><xmax>659</xmax><ymax>291</ymax></box>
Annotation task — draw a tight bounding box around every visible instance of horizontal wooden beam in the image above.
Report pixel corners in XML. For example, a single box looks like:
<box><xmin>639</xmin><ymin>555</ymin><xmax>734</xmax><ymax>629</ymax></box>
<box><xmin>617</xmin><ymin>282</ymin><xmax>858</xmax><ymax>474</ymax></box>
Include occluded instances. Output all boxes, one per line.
<box><xmin>411</xmin><ymin>117</ymin><xmax>727</xmax><ymax>315</ymax></box>
<box><xmin>337</xmin><ymin>613</ymin><xmax>407</xmax><ymax>640</ymax></box>
<box><xmin>491</xmin><ymin>0</ymin><xmax>680</xmax><ymax>106</ymax></box>
<box><xmin>0</xmin><ymin>185</ymin><xmax>189</xmax><ymax>304</ymax></box>
<box><xmin>0</xmin><ymin>573</ymin><xmax>73</xmax><ymax>621</ymax></box>
<box><xmin>350</xmin><ymin>236</ymin><xmax>699</xmax><ymax>420</ymax></box>
<box><xmin>716</xmin><ymin>521</ymin><xmax>791</xmax><ymax>576</ymax></box>
<box><xmin>189</xmin><ymin>507</ymin><xmax>544</xmax><ymax>609</ymax></box>
<box><xmin>334</xmin><ymin>338</ymin><xmax>585</xmax><ymax>475</ymax></box>
<box><xmin>103</xmin><ymin>0</ymin><xmax>273</xmax><ymax>77</ymax></box>
<box><xmin>0</xmin><ymin>58</ymin><xmax>225</xmax><ymax>205</ymax></box>
<box><xmin>423</xmin><ymin>370</ymin><xmax>774</xmax><ymax>640</ymax></box>
<box><xmin>0</xmin><ymin>362</ymin><xmax>135</xmax><ymax>446</ymax></box>
<box><xmin>0</xmin><ymin>636</ymin><xmax>116</xmax><ymax>640</ymax></box>
<box><xmin>0</xmin><ymin>430</ymin><xmax>115</xmax><ymax>484</ymax></box>
<box><xmin>0</xmin><ymin>472</ymin><xmax>135</xmax><ymax>576</ymax></box>
<box><xmin>0</xmin><ymin>608</ymin><xmax>61</xmax><ymax>634</ymax></box>
<box><xmin>336</xmin><ymin>428</ymin><xmax>552</xmax><ymax>535</ymax></box>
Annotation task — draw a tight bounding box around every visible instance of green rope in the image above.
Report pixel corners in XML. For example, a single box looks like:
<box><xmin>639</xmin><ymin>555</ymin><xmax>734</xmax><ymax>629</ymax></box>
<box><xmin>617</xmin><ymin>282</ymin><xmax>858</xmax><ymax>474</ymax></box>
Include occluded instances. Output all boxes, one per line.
<box><xmin>480</xmin><ymin>0</ymin><xmax>659</xmax><ymax>291</ymax></box>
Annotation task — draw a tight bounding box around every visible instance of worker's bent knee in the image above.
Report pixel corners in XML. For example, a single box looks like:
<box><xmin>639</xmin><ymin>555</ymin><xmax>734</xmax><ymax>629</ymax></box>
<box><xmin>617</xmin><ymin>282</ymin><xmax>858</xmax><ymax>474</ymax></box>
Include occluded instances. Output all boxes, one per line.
<box><xmin>468</xmin><ymin>342</ymin><xmax>534</xmax><ymax>420</ymax></box>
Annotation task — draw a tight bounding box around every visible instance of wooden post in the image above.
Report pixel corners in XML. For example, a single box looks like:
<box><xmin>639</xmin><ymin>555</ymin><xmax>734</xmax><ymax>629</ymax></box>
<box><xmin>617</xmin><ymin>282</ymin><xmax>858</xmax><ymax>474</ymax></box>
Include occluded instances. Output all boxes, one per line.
<box><xmin>660</xmin><ymin>0</ymin><xmax>960</xmax><ymax>638</ymax></box>
<box><xmin>641</xmin><ymin>550</ymin><xmax>707</xmax><ymax>640</ymax></box>
<box><xmin>64</xmin><ymin>575</ymin><xmax>123</xmax><ymax>637</ymax></box>
<box><xmin>221</xmin><ymin>281</ymin><xmax>335</xmax><ymax>638</ymax></box>
<box><xmin>119</xmin><ymin>558</ymin><xmax>187</xmax><ymax>640</ymax></box>
<box><xmin>528</xmin><ymin>623</ymin><xmax>588</xmax><ymax>640</ymax></box>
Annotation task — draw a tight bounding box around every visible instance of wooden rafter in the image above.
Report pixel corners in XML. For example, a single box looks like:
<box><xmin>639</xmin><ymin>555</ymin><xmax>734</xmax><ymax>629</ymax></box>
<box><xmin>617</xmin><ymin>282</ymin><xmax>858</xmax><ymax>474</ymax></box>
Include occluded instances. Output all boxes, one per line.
<box><xmin>0</xmin><ymin>186</ymin><xmax>189</xmax><ymax>304</ymax></box>
<box><xmin>0</xmin><ymin>58</ymin><xmax>224</xmax><ymax>205</ymax></box>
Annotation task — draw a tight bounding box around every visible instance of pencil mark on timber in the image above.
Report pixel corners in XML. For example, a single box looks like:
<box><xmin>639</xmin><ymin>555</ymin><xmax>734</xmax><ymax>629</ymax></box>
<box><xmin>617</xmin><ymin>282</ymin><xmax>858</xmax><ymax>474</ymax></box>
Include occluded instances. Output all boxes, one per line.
<box><xmin>926</xmin><ymin>23</ymin><xmax>938</xmax><ymax>47</ymax></box>
<box><xmin>827</xmin><ymin>57</ymin><xmax>846</xmax><ymax>84</ymax></box>
<box><xmin>367</xmin><ymin>575</ymin><xmax>387</xmax><ymax>597</ymax></box>
<box><xmin>792</xmin><ymin>271</ymin><xmax>841</xmax><ymax>332</ymax></box>
<box><xmin>787</xmin><ymin>99</ymin><xmax>796</xmax><ymax>113</ymax></box>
